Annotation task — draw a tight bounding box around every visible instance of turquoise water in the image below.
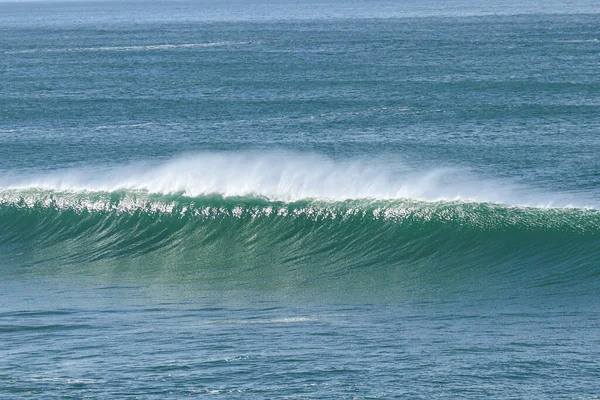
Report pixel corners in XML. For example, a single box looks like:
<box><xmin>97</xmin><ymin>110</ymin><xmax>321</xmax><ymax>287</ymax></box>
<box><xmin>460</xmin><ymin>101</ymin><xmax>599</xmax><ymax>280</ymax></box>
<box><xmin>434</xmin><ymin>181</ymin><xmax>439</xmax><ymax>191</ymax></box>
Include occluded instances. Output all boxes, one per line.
<box><xmin>1</xmin><ymin>0</ymin><xmax>600</xmax><ymax>397</ymax></box>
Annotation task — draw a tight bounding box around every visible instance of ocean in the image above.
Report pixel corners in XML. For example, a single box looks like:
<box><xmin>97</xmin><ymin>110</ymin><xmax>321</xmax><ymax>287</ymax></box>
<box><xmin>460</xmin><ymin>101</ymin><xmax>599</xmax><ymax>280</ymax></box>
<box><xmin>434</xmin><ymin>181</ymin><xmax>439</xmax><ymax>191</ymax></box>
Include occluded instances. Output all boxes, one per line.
<box><xmin>1</xmin><ymin>0</ymin><xmax>600</xmax><ymax>397</ymax></box>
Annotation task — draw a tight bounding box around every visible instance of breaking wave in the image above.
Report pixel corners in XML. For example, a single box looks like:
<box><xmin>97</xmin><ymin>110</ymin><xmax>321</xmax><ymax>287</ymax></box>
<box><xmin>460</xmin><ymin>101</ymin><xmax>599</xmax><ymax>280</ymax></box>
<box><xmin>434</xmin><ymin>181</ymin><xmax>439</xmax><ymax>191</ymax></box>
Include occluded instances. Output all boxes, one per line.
<box><xmin>1</xmin><ymin>152</ymin><xmax>598</xmax><ymax>294</ymax></box>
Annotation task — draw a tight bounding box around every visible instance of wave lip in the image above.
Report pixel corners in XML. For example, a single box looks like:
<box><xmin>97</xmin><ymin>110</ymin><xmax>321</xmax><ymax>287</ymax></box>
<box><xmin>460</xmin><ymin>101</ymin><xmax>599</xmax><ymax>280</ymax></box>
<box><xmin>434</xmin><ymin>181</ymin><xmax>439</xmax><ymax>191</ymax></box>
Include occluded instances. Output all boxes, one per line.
<box><xmin>1</xmin><ymin>189</ymin><xmax>599</xmax><ymax>230</ymax></box>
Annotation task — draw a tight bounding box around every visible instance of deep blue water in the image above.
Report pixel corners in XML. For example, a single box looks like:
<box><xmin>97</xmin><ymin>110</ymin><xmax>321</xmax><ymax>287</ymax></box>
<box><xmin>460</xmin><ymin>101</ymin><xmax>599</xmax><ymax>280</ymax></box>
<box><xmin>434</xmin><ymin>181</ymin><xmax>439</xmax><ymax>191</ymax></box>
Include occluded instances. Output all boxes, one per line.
<box><xmin>1</xmin><ymin>0</ymin><xmax>600</xmax><ymax>397</ymax></box>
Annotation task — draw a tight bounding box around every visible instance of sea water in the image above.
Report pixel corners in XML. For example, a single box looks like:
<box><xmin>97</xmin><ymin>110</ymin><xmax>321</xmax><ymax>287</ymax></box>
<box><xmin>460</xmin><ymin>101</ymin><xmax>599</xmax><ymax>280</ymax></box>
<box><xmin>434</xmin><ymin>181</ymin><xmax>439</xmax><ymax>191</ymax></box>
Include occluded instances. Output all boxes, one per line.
<box><xmin>1</xmin><ymin>0</ymin><xmax>600</xmax><ymax>397</ymax></box>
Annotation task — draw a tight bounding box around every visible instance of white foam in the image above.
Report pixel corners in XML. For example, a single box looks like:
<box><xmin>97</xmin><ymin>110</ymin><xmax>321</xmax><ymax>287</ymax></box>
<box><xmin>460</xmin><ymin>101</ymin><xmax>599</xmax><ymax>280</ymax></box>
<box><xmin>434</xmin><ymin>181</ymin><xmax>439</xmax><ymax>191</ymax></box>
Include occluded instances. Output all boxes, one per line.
<box><xmin>0</xmin><ymin>151</ymin><xmax>594</xmax><ymax>208</ymax></box>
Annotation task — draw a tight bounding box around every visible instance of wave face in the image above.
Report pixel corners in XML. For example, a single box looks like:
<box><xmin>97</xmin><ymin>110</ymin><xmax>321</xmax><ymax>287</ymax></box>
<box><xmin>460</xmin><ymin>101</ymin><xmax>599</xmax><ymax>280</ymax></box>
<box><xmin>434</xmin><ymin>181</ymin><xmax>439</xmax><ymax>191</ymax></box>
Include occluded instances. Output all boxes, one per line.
<box><xmin>2</xmin><ymin>176</ymin><xmax>599</xmax><ymax>295</ymax></box>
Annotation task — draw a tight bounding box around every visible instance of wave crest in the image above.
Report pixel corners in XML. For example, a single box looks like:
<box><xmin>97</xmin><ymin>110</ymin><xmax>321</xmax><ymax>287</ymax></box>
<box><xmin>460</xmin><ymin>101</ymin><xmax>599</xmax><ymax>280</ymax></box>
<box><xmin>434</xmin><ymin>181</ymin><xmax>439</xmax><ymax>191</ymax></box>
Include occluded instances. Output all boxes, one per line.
<box><xmin>1</xmin><ymin>152</ymin><xmax>593</xmax><ymax>208</ymax></box>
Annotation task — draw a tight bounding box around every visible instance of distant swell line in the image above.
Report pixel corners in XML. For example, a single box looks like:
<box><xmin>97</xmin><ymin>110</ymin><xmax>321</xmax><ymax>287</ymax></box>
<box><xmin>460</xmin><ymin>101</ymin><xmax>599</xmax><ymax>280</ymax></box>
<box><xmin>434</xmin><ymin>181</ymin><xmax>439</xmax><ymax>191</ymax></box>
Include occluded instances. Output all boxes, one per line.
<box><xmin>5</xmin><ymin>41</ymin><xmax>255</xmax><ymax>54</ymax></box>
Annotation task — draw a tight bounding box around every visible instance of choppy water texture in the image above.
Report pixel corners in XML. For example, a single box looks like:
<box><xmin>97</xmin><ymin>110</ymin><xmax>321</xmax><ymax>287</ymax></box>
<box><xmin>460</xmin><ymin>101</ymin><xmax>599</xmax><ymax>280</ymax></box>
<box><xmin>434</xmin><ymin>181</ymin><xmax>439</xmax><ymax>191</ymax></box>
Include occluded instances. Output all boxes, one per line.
<box><xmin>1</xmin><ymin>0</ymin><xmax>600</xmax><ymax>398</ymax></box>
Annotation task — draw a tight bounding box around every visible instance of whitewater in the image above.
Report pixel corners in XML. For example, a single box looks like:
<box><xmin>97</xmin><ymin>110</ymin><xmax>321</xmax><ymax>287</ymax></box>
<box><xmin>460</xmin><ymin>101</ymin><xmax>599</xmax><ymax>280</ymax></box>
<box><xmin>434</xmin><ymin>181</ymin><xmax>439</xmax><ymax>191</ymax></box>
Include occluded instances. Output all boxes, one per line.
<box><xmin>1</xmin><ymin>152</ymin><xmax>596</xmax><ymax>208</ymax></box>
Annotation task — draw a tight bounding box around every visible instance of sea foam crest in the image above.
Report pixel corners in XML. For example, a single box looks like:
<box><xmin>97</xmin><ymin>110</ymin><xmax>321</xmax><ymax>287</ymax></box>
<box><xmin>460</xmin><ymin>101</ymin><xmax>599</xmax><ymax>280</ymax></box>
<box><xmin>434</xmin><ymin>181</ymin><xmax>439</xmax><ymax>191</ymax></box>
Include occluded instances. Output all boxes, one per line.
<box><xmin>0</xmin><ymin>151</ymin><xmax>592</xmax><ymax>208</ymax></box>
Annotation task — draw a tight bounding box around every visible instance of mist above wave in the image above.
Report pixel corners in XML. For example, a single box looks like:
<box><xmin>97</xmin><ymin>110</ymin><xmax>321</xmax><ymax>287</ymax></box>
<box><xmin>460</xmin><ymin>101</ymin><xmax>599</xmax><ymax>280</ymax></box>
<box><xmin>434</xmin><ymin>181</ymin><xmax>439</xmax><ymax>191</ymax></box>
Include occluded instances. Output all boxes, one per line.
<box><xmin>0</xmin><ymin>151</ymin><xmax>591</xmax><ymax>208</ymax></box>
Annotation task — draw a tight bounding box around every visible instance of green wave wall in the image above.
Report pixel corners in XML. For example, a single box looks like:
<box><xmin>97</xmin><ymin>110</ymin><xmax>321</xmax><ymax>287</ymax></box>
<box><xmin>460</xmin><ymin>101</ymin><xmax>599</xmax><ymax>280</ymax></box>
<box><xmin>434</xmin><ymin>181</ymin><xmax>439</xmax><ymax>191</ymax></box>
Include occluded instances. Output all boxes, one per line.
<box><xmin>1</xmin><ymin>189</ymin><xmax>599</xmax><ymax>295</ymax></box>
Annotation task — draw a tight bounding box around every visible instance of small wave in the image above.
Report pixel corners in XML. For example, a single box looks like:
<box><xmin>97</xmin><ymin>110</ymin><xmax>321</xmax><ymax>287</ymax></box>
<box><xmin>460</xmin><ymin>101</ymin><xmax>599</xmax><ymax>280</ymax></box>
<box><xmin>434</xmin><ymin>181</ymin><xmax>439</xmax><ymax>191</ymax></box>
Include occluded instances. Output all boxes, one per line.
<box><xmin>219</xmin><ymin>317</ymin><xmax>317</xmax><ymax>324</ymax></box>
<box><xmin>94</xmin><ymin>122</ymin><xmax>155</xmax><ymax>130</ymax></box>
<box><xmin>554</xmin><ymin>39</ymin><xmax>599</xmax><ymax>43</ymax></box>
<box><xmin>5</xmin><ymin>41</ymin><xmax>255</xmax><ymax>54</ymax></box>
